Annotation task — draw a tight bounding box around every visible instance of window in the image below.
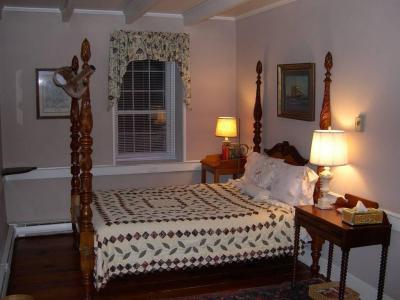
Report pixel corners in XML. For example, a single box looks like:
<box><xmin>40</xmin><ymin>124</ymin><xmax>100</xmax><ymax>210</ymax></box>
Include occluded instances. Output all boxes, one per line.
<box><xmin>116</xmin><ymin>60</ymin><xmax>177</xmax><ymax>161</ymax></box>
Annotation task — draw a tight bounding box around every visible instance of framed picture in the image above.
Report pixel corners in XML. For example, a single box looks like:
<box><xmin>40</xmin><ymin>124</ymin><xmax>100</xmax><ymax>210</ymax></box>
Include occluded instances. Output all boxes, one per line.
<box><xmin>277</xmin><ymin>63</ymin><xmax>315</xmax><ymax>121</ymax></box>
<box><xmin>36</xmin><ymin>68</ymin><xmax>71</xmax><ymax>119</ymax></box>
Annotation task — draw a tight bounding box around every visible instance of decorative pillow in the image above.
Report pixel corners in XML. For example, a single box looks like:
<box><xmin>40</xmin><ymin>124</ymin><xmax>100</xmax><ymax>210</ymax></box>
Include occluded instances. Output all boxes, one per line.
<box><xmin>243</xmin><ymin>152</ymin><xmax>284</xmax><ymax>189</ymax></box>
<box><xmin>270</xmin><ymin>164</ymin><xmax>318</xmax><ymax>206</ymax></box>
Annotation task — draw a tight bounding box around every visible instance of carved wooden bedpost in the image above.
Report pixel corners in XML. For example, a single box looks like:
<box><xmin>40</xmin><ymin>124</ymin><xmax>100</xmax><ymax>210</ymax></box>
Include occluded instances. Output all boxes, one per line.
<box><xmin>309</xmin><ymin>52</ymin><xmax>333</xmax><ymax>276</ymax></box>
<box><xmin>70</xmin><ymin>55</ymin><xmax>81</xmax><ymax>249</ymax></box>
<box><xmin>313</xmin><ymin>52</ymin><xmax>333</xmax><ymax>203</ymax></box>
<box><xmin>79</xmin><ymin>39</ymin><xmax>95</xmax><ymax>300</ymax></box>
<box><xmin>253</xmin><ymin>61</ymin><xmax>263</xmax><ymax>153</ymax></box>
<box><xmin>319</xmin><ymin>52</ymin><xmax>332</xmax><ymax>130</ymax></box>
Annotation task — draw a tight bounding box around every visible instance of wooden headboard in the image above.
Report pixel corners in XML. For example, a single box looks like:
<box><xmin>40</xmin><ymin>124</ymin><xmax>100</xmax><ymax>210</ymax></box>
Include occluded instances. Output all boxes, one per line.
<box><xmin>264</xmin><ymin>141</ymin><xmax>308</xmax><ymax>166</ymax></box>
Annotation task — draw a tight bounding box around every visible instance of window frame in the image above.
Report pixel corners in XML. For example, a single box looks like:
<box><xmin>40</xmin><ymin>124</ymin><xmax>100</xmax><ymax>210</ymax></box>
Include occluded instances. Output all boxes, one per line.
<box><xmin>114</xmin><ymin>60</ymin><xmax>177</xmax><ymax>163</ymax></box>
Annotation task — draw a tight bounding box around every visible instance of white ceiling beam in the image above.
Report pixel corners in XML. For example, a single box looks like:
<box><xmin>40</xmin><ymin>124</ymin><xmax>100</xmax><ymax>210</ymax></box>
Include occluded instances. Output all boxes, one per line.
<box><xmin>183</xmin><ymin>0</ymin><xmax>251</xmax><ymax>26</ymax></box>
<box><xmin>123</xmin><ymin>0</ymin><xmax>162</xmax><ymax>24</ymax></box>
<box><xmin>60</xmin><ymin>0</ymin><xmax>74</xmax><ymax>22</ymax></box>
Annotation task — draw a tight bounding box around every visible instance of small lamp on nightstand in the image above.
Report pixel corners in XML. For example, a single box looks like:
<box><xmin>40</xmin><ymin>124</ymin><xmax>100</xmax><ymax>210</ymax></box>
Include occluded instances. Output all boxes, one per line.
<box><xmin>310</xmin><ymin>129</ymin><xmax>348</xmax><ymax>209</ymax></box>
<box><xmin>215</xmin><ymin>117</ymin><xmax>238</xmax><ymax>160</ymax></box>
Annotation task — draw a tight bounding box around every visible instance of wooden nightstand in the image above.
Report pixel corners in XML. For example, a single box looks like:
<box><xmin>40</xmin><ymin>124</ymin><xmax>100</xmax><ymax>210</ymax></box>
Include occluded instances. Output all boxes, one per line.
<box><xmin>201</xmin><ymin>154</ymin><xmax>245</xmax><ymax>183</ymax></box>
<box><xmin>292</xmin><ymin>201</ymin><xmax>391</xmax><ymax>300</ymax></box>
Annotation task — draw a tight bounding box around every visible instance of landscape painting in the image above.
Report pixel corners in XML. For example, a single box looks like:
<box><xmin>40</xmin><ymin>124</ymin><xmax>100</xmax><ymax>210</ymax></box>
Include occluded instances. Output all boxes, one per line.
<box><xmin>36</xmin><ymin>68</ymin><xmax>71</xmax><ymax>119</ymax></box>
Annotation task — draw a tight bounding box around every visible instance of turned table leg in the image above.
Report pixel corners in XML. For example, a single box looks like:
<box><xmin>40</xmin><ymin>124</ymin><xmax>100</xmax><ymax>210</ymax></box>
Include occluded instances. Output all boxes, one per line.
<box><xmin>291</xmin><ymin>221</ymin><xmax>301</xmax><ymax>288</ymax></box>
<box><xmin>327</xmin><ymin>242</ymin><xmax>334</xmax><ymax>281</ymax></box>
<box><xmin>339</xmin><ymin>248</ymin><xmax>350</xmax><ymax>300</ymax></box>
<box><xmin>201</xmin><ymin>167</ymin><xmax>206</xmax><ymax>183</ymax></box>
<box><xmin>213</xmin><ymin>172</ymin><xmax>220</xmax><ymax>183</ymax></box>
<box><xmin>377</xmin><ymin>245</ymin><xmax>389</xmax><ymax>300</ymax></box>
<box><xmin>308</xmin><ymin>231</ymin><xmax>325</xmax><ymax>276</ymax></box>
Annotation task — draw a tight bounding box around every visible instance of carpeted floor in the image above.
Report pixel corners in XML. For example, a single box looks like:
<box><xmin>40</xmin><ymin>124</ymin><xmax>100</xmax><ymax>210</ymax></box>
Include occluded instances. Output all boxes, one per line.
<box><xmin>171</xmin><ymin>278</ymin><xmax>325</xmax><ymax>300</ymax></box>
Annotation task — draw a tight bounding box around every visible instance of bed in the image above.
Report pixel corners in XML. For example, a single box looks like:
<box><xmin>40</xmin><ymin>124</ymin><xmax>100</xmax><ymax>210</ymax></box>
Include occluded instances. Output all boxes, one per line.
<box><xmin>62</xmin><ymin>39</ymin><xmax>334</xmax><ymax>300</ymax></box>
<box><xmin>92</xmin><ymin>182</ymin><xmax>299</xmax><ymax>289</ymax></box>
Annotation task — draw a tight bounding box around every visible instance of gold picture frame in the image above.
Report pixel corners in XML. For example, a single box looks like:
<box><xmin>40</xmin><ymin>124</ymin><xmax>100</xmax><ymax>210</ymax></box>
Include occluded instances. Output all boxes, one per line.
<box><xmin>277</xmin><ymin>63</ymin><xmax>315</xmax><ymax>121</ymax></box>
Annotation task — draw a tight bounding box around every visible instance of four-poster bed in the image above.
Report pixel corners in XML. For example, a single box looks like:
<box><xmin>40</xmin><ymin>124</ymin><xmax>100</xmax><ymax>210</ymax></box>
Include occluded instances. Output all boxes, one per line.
<box><xmin>64</xmin><ymin>39</ymin><xmax>333</xmax><ymax>299</ymax></box>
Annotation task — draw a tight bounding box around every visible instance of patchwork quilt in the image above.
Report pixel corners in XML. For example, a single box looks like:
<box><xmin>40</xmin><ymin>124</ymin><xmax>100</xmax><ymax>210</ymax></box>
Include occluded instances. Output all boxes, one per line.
<box><xmin>92</xmin><ymin>182</ymin><xmax>300</xmax><ymax>289</ymax></box>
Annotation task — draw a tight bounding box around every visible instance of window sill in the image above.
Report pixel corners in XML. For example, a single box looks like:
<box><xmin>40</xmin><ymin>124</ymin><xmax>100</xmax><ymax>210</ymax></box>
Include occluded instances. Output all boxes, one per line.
<box><xmin>115</xmin><ymin>158</ymin><xmax>180</xmax><ymax>166</ymax></box>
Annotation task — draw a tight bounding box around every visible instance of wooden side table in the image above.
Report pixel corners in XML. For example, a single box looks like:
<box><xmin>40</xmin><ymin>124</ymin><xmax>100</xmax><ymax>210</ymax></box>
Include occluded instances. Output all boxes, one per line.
<box><xmin>201</xmin><ymin>154</ymin><xmax>245</xmax><ymax>183</ymax></box>
<box><xmin>292</xmin><ymin>204</ymin><xmax>391</xmax><ymax>300</ymax></box>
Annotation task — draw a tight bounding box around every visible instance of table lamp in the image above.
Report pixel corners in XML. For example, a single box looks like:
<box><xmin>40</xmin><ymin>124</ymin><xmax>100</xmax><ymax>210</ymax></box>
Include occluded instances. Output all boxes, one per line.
<box><xmin>310</xmin><ymin>129</ymin><xmax>348</xmax><ymax>209</ymax></box>
<box><xmin>215</xmin><ymin>117</ymin><xmax>238</xmax><ymax>160</ymax></box>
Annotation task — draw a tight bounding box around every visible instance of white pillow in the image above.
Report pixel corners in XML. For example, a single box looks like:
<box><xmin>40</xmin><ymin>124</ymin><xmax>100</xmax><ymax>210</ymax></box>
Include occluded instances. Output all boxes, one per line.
<box><xmin>243</xmin><ymin>152</ymin><xmax>284</xmax><ymax>189</ymax></box>
<box><xmin>270</xmin><ymin>164</ymin><xmax>318</xmax><ymax>206</ymax></box>
<box><xmin>242</xmin><ymin>181</ymin><xmax>271</xmax><ymax>200</ymax></box>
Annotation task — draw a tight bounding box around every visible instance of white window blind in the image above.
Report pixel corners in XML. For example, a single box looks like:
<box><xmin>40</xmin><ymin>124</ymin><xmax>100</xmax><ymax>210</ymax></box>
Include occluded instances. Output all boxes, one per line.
<box><xmin>116</xmin><ymin>60</ymin><xmax>176</xmax><ymax>161</ymax></box>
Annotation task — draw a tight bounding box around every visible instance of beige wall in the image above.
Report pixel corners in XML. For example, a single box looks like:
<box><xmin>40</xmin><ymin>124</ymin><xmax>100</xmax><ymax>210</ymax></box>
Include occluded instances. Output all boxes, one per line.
<box><xmin>237</xmin><ymin>0</ymin><xmax>400</xmax><ymax>298</ymax></box>
<box><xmin>0</xmin><ymin>11</ymin><xmax>237</xmax><ymax>167</ymax></box>
<box><xmin>237</xmin><ymin>0</ymin><xmax>400</xmax><ymax>213</ymax></box>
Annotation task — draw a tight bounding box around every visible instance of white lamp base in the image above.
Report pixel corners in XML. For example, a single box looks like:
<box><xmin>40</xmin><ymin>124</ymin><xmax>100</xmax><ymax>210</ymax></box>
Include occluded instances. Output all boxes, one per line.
<box><xmin>315</xmin><ymin>198</ymin><xmax>332</xmax><ymax>210</ymax></box>
<box><xmin>315</xmin><ymin>166</ymin><xmax>334</xmax><ymax>210</ymax></box>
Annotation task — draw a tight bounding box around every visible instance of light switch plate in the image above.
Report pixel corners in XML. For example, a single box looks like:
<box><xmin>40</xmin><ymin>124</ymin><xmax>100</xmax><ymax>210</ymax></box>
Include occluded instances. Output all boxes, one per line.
<box><xmin>355</xmin><ymin>114</ymin><xmax>364</xmax><ymax>132</ymax></box>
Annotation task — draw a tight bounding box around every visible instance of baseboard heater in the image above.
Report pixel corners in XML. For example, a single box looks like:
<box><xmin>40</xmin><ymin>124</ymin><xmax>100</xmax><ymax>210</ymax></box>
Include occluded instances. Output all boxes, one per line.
<box><xmin>0</xmin><ymin>226</ymin><xmax>16</xmax><ymax>297</ymax></box>
<box><xmin>0</xmin><ymin>222</ymin><xmax>72</xmax><ymax>297</ymax></box>
<box><xmin>13</xmin><ymin>222</ymin><xmax>73</xmax><ymax>238</ymax></box>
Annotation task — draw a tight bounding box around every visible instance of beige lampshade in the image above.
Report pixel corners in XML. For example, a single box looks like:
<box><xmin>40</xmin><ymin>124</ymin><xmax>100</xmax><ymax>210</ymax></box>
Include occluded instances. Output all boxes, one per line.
<box><xmin>310</xmin><ymin>130</ymin><xmax>348</xmax><ymax>166</ymax></box>
<box><xmin>215</xmin><ymin>117</ymin><xmax>238</xmax><ymax>139</ymax></box>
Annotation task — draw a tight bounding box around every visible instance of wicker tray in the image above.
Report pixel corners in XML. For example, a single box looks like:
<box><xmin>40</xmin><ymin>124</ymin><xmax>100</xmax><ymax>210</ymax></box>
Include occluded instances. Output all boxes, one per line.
<box><xmin>309</xmin><ymin>282</ymin><xmax>359</xmax><ymax>300</ymax></box>
<box><xmin>342</xmin><ymin>208</ymin><xmax>383</xmax><ymax>225</ymax></box>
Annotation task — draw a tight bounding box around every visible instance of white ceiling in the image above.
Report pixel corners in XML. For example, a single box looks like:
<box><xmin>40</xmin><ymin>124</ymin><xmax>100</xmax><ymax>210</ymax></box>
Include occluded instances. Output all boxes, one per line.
<box><xmin>2</xmin><ymin>0</ymin><xmax>291</xmax><ymax>23</ymax></box>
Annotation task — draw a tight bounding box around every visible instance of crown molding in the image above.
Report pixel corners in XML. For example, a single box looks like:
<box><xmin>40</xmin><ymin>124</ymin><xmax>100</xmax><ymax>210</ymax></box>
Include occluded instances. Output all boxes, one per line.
<box><xmin>3</xmin><ymin>6</ymin><xmax>234</xmax><ymax>21</ymax></box>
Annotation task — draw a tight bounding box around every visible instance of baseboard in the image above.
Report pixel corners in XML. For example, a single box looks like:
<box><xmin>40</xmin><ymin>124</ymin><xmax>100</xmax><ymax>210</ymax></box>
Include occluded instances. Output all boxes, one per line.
<box><xmin>13</xmin><ymin>222</ymin><xmax>72</xmax><ymax>237</ymax></box>
<box><xmin>0</xmin><ymin>225</ymin><xmax>16</xmax><ymax>297</ymax></box>
<box><xmin>299</xmin><ymin>246</ymin><xmax>394</xmax><ymax>300</ymax></box>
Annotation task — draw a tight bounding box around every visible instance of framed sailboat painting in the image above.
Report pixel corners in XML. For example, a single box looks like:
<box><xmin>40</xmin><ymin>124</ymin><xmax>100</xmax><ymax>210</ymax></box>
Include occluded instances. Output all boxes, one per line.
<box><xmin>277</xmin><ymin>63</ymin><xmax>315</xmax><ymax>121</ymax></box>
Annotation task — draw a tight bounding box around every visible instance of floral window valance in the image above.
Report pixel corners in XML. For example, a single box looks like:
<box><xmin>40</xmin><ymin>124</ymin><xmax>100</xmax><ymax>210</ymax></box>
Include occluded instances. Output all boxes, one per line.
<box><xmin>108</xmin><ymin>30</ymin><xmax>191</xmax><ymax>108</ymax></box>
